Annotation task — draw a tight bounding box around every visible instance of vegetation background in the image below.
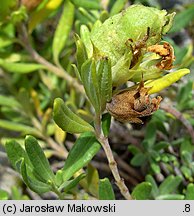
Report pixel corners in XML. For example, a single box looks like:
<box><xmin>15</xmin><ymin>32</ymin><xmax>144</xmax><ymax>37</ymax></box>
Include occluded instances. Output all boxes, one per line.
<box><xmin>0</xmin><ymin>0</ymin><xmax>194</xmax><ymax>200</ymax></box>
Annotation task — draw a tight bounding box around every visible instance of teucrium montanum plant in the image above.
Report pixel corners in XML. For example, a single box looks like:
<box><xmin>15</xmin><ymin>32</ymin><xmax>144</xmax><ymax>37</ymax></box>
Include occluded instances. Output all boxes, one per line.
<box><xmin>5</xmin><ymin>4</ymin><xmax>190</xmax><ymax>200</ymax></box>
<box><xmin>53</xmin><ymin>5</ymin><xmax>190</xmax><ymax>199</ymax></box>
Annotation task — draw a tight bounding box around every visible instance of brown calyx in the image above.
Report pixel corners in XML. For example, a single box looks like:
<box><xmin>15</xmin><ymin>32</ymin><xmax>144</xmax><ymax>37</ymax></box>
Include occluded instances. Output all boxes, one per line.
<box><xmin>147</xmin><ymin>42</ymin><xmax>175</xmax><ymax>70</ymax></box>
<box><xmin>106</xmin><ymin>81</ymin><xmax>162</xmax><ymax>124</ymax></box>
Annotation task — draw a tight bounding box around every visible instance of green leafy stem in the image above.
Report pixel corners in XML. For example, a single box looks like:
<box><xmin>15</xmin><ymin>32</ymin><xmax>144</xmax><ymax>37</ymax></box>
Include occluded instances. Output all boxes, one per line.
<box><xmin>53</xmin><ymin>56</ymin><xmax>132</xmax><ymax>199</ymax></box>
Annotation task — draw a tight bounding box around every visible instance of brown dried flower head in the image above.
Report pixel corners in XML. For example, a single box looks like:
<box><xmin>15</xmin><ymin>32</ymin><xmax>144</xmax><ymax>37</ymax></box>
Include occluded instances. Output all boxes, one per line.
<box><xmin>147</xmin><ymin>42</ymin><xmax>175</xmax><ymax>70</ymax></box>
<box><xmin>106</xmin><ymin>81</ymin><xmax>162</xmax><ymax>124</ymax></box>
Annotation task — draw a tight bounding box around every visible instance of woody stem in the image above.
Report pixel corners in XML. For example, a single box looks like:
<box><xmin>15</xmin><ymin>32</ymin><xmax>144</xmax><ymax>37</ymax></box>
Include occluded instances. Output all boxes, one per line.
<box><xmin>94</xmin><ymin>114</ymin><xmax>132</xmax><ymax>200</ymax></box>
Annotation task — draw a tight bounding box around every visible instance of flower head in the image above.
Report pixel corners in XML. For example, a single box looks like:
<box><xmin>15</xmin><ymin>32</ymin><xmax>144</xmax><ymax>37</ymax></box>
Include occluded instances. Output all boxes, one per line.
<box><xmin>76</xmin><ymin>5</ymin><xmax>190</xmax><ymax>122</ymax></box>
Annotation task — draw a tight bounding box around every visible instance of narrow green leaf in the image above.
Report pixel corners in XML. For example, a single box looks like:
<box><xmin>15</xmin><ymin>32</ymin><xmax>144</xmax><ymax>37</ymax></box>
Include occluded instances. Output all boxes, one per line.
<box><xmin>150</xmin><ymin>162</ymin><xmax>161</xmax><ymax>174</ymax></box>
<box><xmin>170</xmin><ymin>5</ymin><xmax>194</xmax><ymax>33</ymax></box>
<box><xmin>99</xmin><ymin>10</ymin><xmax>109</xmax><ymax>22</ymax></box>
<box><xmin>0</xmin><ymin>95</ymin><xmax>21</xmax><ymax>108</ymax></box>
<box><xmin>180</xmin><ymin>138</ymin><xmax>194</xmax><ymax>154</ymax></box>
<box><xmin>52</xmin><ymin>0</ymin><xmax>74</xmax><ymax>64</ymax></box>
<box><xmin>0</xmin><ymin>59</ymin><xmax>45</xmax><ymax>73</ymax></box>
<box><xmin>25</xmin><ymin>135</ymin><xmax>55</xmax><ymax>183</ymax></box>
<box><xmin>176</xmin><ymin>81</ymin><xmax>193</xmax><ymax>110</ymax></box>
<box><xmin>5</xmin><ymin>140</ymin><xmax>30</xmax><ymax>170</ymax></box>
<box><xmin>185</xmin><ymin>183</ymin><xmax>194</xmax><ymax>200</ymax></box>
<box><xmin>181</xmin><ymin>151</ymin><xmax>192</xmax><ymax>165</ymax></box>
<box><xmin>110</xmin><ymin>0</ymin><xmax>128</xmax><ymax>16</ymax></box>
<box><xmin>156</xmin><ymin>194</ymin><xmax>185</xmax><ymax>200</ymax></box>
<box><xmin>18</xmin><ymin>159</ymin><xmax>52</xmax><ymax>194</ymax></box>
<box><xmin>17</xmin><ymin>88</ymin><xmax>33</xmax><ymax>116</ymax></box>
<box><xmin>159</xmin><ymin>175</ymin><xmax>182</xmax><ymax>195</ymax></box>
<box><xmin>102</xmin><ymin>113</ymin><xmax>111</xmax><ymax>137</ymax></box>
<box><xmin>1</xmin><ymin>107</ymin><xmax>24</xmax><ymax>123</ymax></box>
<box><xmin>152</xmin><ymin>109</ymin><xmax>167</xmax><ymax>122</ymax></box>
<box><xmin>55</xmin><ymin>170</ymin><xmax>63</xmax><ymax>187</ymax></box>
<box><xmin>0</xmin><ymin>189</ymin><xmax>9</xmax><ymax>200</ymax></box>
<box><xmin>0</xmin><ymin>120</ymin><xmax>41</xmax><ymax>136</ymax></box>
<box><xmin>62</xmin><ymin>132</ymin><xmax>101</xmax><ymax>181</ymax></box>
<box><xmin>150</xmin><ymin>151</ymin><xmax>161</xmax><ymax>162</ymax></box>
<box><xmin>91</xmin><ymin>20</ymin><xmax>102</xmax><ymax>34</ymax></box>
<box><xmin>99</xmin><ymin>178</ymin><xmax>115</xmax><ymax>200</ymax></box>
<box><xmin>181</xmin><ymin>166</ymin><xmax>192</xmax><ymax>180</ymax></box>
<box><xmin>81</xmin><ymin>59</ymin><xmax>101</xmax><ymax>112</ymax></box>
<box><xmin>186</xmin><ymin>100</ymin><xmax>194</xmax><ymax>110</ymax></box>
<box><xmin>128</xmin><ymin>145</ymin><xmax>141</xmax><ymax>155</ymax></box>
<box><xmin>132</xmin><ymin>182</ymin><xmax>152</xmax><ymax>200</ymax></box>
<box><xmin>0</xmin><ymin>35</ymin><xmax>15</xmax><ymax>48</ymax></box>
<box><xmin>53</xmin><ymin>98</ymin><xmax>94</xmax><ymax>134</ymax></box>
<box><xmin>71</xmin><ymin>64</ymin><xmax>81</xmax><ymax>81</ymax></box>
<box><xmin>98</xmin><ymin>57</ymin><xmax>112</xmax><ymax>110</ymax></box>
<box><xmin>70</xmin><ymin>0</ymin><xmax>101</xmax><ymax>10</ymax></box>
<box><xmin>167</xmin><ymin>154</ymin><xmax>177</xmax><ymax>162</ymax></box>
<box><xmin>131</xmin><ymin>153</ymin><xmax>146</xmax><ymax>167</ymax></box>
<box><xmin>80</xmin><ymin>25</ymin><xmax>93</xmax><ymax>58</ymax></box>
<box><xmin>145</xmin><ymin>175</ymin><xmax>159</xmax><ymax>198</ymax></box>
<box><xmin>161</xmin><ymin>154</ymin><xmax>170</xmax><ymax>163</ymax></box>
<box><xmin>59</xmin><ymin>173</ymin><xmax>86</xmax><ymax>192</ymax></box>
<box><xmin>75</xmin><ymin>35</ymin><xmax>88</xmax><ymax>72</ymax></box>
<box><xmin>153</xmin><ymin>141</ymin><xmax>169</xmax><ymax>151</ymax></box>
<box><xmin>11</xmin><ymin>186</ymin><xmax>22</xmax><ymax>200</ymax></box>
<box><xmin>78</xmin><ymin>7</ymin><xmax>96</xmax><ymax>23</ymax></box>
<box><xmin>86</xmin><ymin>164</ymin><xmax>99</xmax><ymax>197</ymax></box>
<box><xmin>144</xmin><ymin>122</ymin><xmax>157</xmax><ymax>148</ymax></box>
